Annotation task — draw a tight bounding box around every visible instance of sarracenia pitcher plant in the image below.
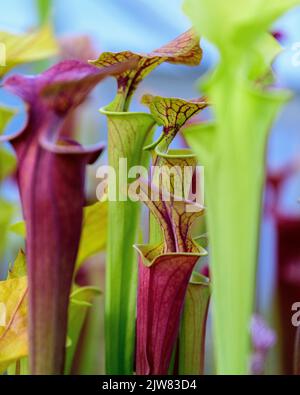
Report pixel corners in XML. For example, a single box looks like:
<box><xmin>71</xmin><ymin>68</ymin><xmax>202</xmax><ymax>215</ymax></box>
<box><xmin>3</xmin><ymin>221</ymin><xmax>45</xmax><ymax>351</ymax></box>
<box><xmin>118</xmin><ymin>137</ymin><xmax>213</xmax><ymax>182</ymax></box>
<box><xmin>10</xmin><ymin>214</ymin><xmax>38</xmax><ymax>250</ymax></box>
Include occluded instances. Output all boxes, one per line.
<box><xmin>183</xmin><ymin>0</ymin><xmax>300</xmax><ymax>374</ymax></box>
<box><xmin>90</xmin><ymin>29</ymin><xmax>204</xmax><ymax>374</ymax></box>
<box><xmin>133</xmin><ymin>95</ymin><xmax>209</xmax><ymax>374</ymax></box>
<box><xmin>0</xmin><ymin>23</ymin><xmax>58</xmax><ymax>261</ymax></box>
<box><xmin>0</xmin><ymin>59</ymin><xmax>133</xmax><ymax>374</ymax></box>
<box><xmin>179</xmin><ymin>272</ymin><xmax>210</xmax><ymax>375</ymax></box>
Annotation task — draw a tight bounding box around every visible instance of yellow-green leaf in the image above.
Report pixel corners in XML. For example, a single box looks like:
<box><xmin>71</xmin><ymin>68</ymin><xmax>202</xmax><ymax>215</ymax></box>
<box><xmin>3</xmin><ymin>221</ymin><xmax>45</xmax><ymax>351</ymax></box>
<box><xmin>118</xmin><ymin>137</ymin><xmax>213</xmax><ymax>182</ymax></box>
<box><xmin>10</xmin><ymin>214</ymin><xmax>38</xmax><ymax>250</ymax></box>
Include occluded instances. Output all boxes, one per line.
<box><xmin>0</xmin><ymin>106</ymin><xmax>17</xmax><ymax>181</ymax></box>
<box><xmin>0</xmin><ymin>106</ymin><xmax>16</xmax><ymax>132</ymax></box>
<box><xmin>0</xmin><ymin>250</ymin><xmax>100</xmax><ymax>374</ymax></box>
<box><xmin>91</xmin><ymin>29</ymin><xmax>202</xmax><ymax>111</ymax></box>
<box><xmin>65</xmin><ymin>286</ymin><xmax>101</xmax><ymax>374</ymax></box>
<box><xmin>0</xmin><ymin>148</ymin><xmax>16</xmax><ymax>181</ymax></box>
<box><xmin>9</xmin><ymin>221</ymin><xmax>25</xmax><ymax>237</ymax></box>
<box><xmin>0</xmin><ymin>276</ymin><xmax>28</xmax><ymax>373</ymax></box>
<box><xmin>0</xmin><ymin>24</ymin><xmax>58</xmax><ymax>77</ymax></box>
<box><xmin>179</xmin><ymin>272</ymin><xmax>210</xmax><ymax>374</ymax></box>
<box><xmin>183</xmin><ymin>0</ymin><xmax>295</xmax><ymax>375</ymax></box>
<box><xmin>0</xmin><ymin>200</ymin><xmax>14</xmax><ymax>257</ymax></box>
<box><xmin>75</xmin><ymin>201</ymin><xmax>107</xmax><ymax>269</ymax></box>
<box><xmin>8</xmin><ymin>250</ymin><xmax>26</xmax><ymax>279</ymax></box>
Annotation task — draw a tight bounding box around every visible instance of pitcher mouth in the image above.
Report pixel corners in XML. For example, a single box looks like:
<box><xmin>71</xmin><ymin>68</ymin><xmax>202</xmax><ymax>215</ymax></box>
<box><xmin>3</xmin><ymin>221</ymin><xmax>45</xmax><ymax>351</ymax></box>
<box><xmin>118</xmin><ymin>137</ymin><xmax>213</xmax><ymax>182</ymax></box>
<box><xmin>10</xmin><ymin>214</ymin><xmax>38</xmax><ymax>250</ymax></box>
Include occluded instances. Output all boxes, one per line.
<box><xmin>99</xmin><ymin>103</ymin><xmax>157</xmax><ymax>118</ymax></box>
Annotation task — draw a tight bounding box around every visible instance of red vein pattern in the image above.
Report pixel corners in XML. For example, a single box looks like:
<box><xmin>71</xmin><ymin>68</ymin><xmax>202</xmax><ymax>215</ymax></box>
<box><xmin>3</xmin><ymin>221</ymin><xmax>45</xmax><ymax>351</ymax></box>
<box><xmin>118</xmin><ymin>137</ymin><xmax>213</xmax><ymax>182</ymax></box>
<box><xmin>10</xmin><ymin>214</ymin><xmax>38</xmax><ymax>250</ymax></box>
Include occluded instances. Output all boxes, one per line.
<box><xmin>90</xmin><ymin>29</ymin><xmax>202</xmax><ymax>110</ymax></box>
<box><xmin>142</xmin><ymin>95</ymin><xmax>207</xmax><ymax>144</ymax></box>
<box><xmin>134</xmin><ymin>93</ymin><xmax>207</xmax><ymax>375</ymax></box>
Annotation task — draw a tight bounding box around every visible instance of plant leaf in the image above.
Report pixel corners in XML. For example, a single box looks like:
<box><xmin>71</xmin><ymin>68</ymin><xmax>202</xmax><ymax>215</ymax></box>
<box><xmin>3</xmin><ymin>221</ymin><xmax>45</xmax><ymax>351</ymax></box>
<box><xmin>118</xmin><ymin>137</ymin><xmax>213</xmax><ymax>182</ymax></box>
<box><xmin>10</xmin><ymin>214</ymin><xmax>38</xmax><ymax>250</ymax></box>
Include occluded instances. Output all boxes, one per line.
<box><xmin>0</xmin><ymin>148</ymin><xmax>16</xmax><ymax>181</ymax></box>
<box><xmin>9</xmin><ymin>201</ymin><xmax>108</xmax><ymax>270</ymax></box>
<box><xmin>9</xmin><ymin>221</ymin><xmax>26</xmax><ymax>237</ymax></box>
<box><xmin>0</xmin><ymin>106</ymin><xmax>17</xmax><ymax>181</ymax></box>
<box><xmin>7</xmin><ymin>357</ymin><xmax>28</xmax><ymax>375</ymax></box>
<box><xmin>8</xmin><ymin>250</ymin><xmax>27</xmax><ymax>279</ymax></box>
<box><xmin>134</xmin><ymin>148</ymin><xmax>206</xmax><ymax>374</ymax></box>
<box><xmin>0</xmin><ymin>277</ymin><xmax>28</xmax><ymax>374</ymax></box>
<box><xmin>134</xmin><ymin>249</ymin><xmax>205</xmax><ymax>375</ymax></box>
<box><xmin>179</xmin><ymin>272</ymin><xmax>210</xmax><ymax>375</ymax></box>
<box><xmin>183</xmin><ymin>0</ymin><xmax>294</xmax><ymax>374</ymax></box>
<box><xmin>0</xmin><ymin>251</ymin><xmax>98</xmax><ymax>374</ymax></box>
<box><xmin>75</xmin><ymin>201</ymin><xmax>107</xmax><ymax>269</ymax></box>
<box><xmin>182</xmin><ymin>0</ymin><xmax>300</xmax><ymax>51</ymax></box>
<box><xmin>96</xmin><ymin>30</ymin><xmax>203</xmax><ymax>374</ymax></box>
<box><xmin>0</xmin><ymin>199</ymin><xmax>14</xmax><ymax>258</ymax></box>
<box><xmin>100</xmin><ymin>108</ymin><xmax>156</xmax><ymax>374</ymax></box>
<box><xmin>36</xmin><ymin>0</ymin><xmax>52</xmax><ymax>24</ymax></box>
<box><xmin>136</xmin><ymin>178</ymin><xmax>204</xmax><ymax>254</ymax></box>
<box><xmin>142</xmin><ymin>95</ymin><xmax>207</xmax><ymax>152</ymax></box>
<box><xmin>142</xmin><ymin>95</ymin><xmax>207</xmax><ymax>248</ymax></box>
<box><xmin>142</xmin><ymin>95</ymin><xmax>207</xmax><ymax>136</ymax></box>
<box><xmin>0</xmin><ymin>24</ymin><xmax>58</xmax><ymax>77</ymax></box>
<box><xmin>91</xmin><ymin>29</ymin><xmax>202</xmax><ymax>111</ymax></box>
<box><xmin>64</xmin><ymin>286</ymin><xmax>101</xmax><ymax>374</ymax></box>
<box><xmin>0</xmin><ymin>106</ymin><xmax>16</xmax><ymax>132</ymax></box>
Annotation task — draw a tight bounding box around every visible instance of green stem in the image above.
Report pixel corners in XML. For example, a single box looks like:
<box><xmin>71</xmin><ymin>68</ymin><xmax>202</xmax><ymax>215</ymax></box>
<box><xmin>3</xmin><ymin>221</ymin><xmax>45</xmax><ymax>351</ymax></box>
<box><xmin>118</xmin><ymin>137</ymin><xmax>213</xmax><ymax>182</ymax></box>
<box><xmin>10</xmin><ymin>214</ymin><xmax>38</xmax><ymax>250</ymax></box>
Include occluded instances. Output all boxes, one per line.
<box><xmin>36</xmin><ymin>0</ymin><xmax>52</xmax><ymax>24</ymax></box>
<box><xmin>101</xmin><ymin>106</ymin><xmax>156</xmax><ymax>374</ymax></box>
<box><xmin>179</xmin><ymin>272</ymin><xmax>210</xmax><ymax>374</ymax></box>
<box><xmin>185</xmin><ymin>87</ymin><xmax>288</xmax><ymax>374</ymax></box>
